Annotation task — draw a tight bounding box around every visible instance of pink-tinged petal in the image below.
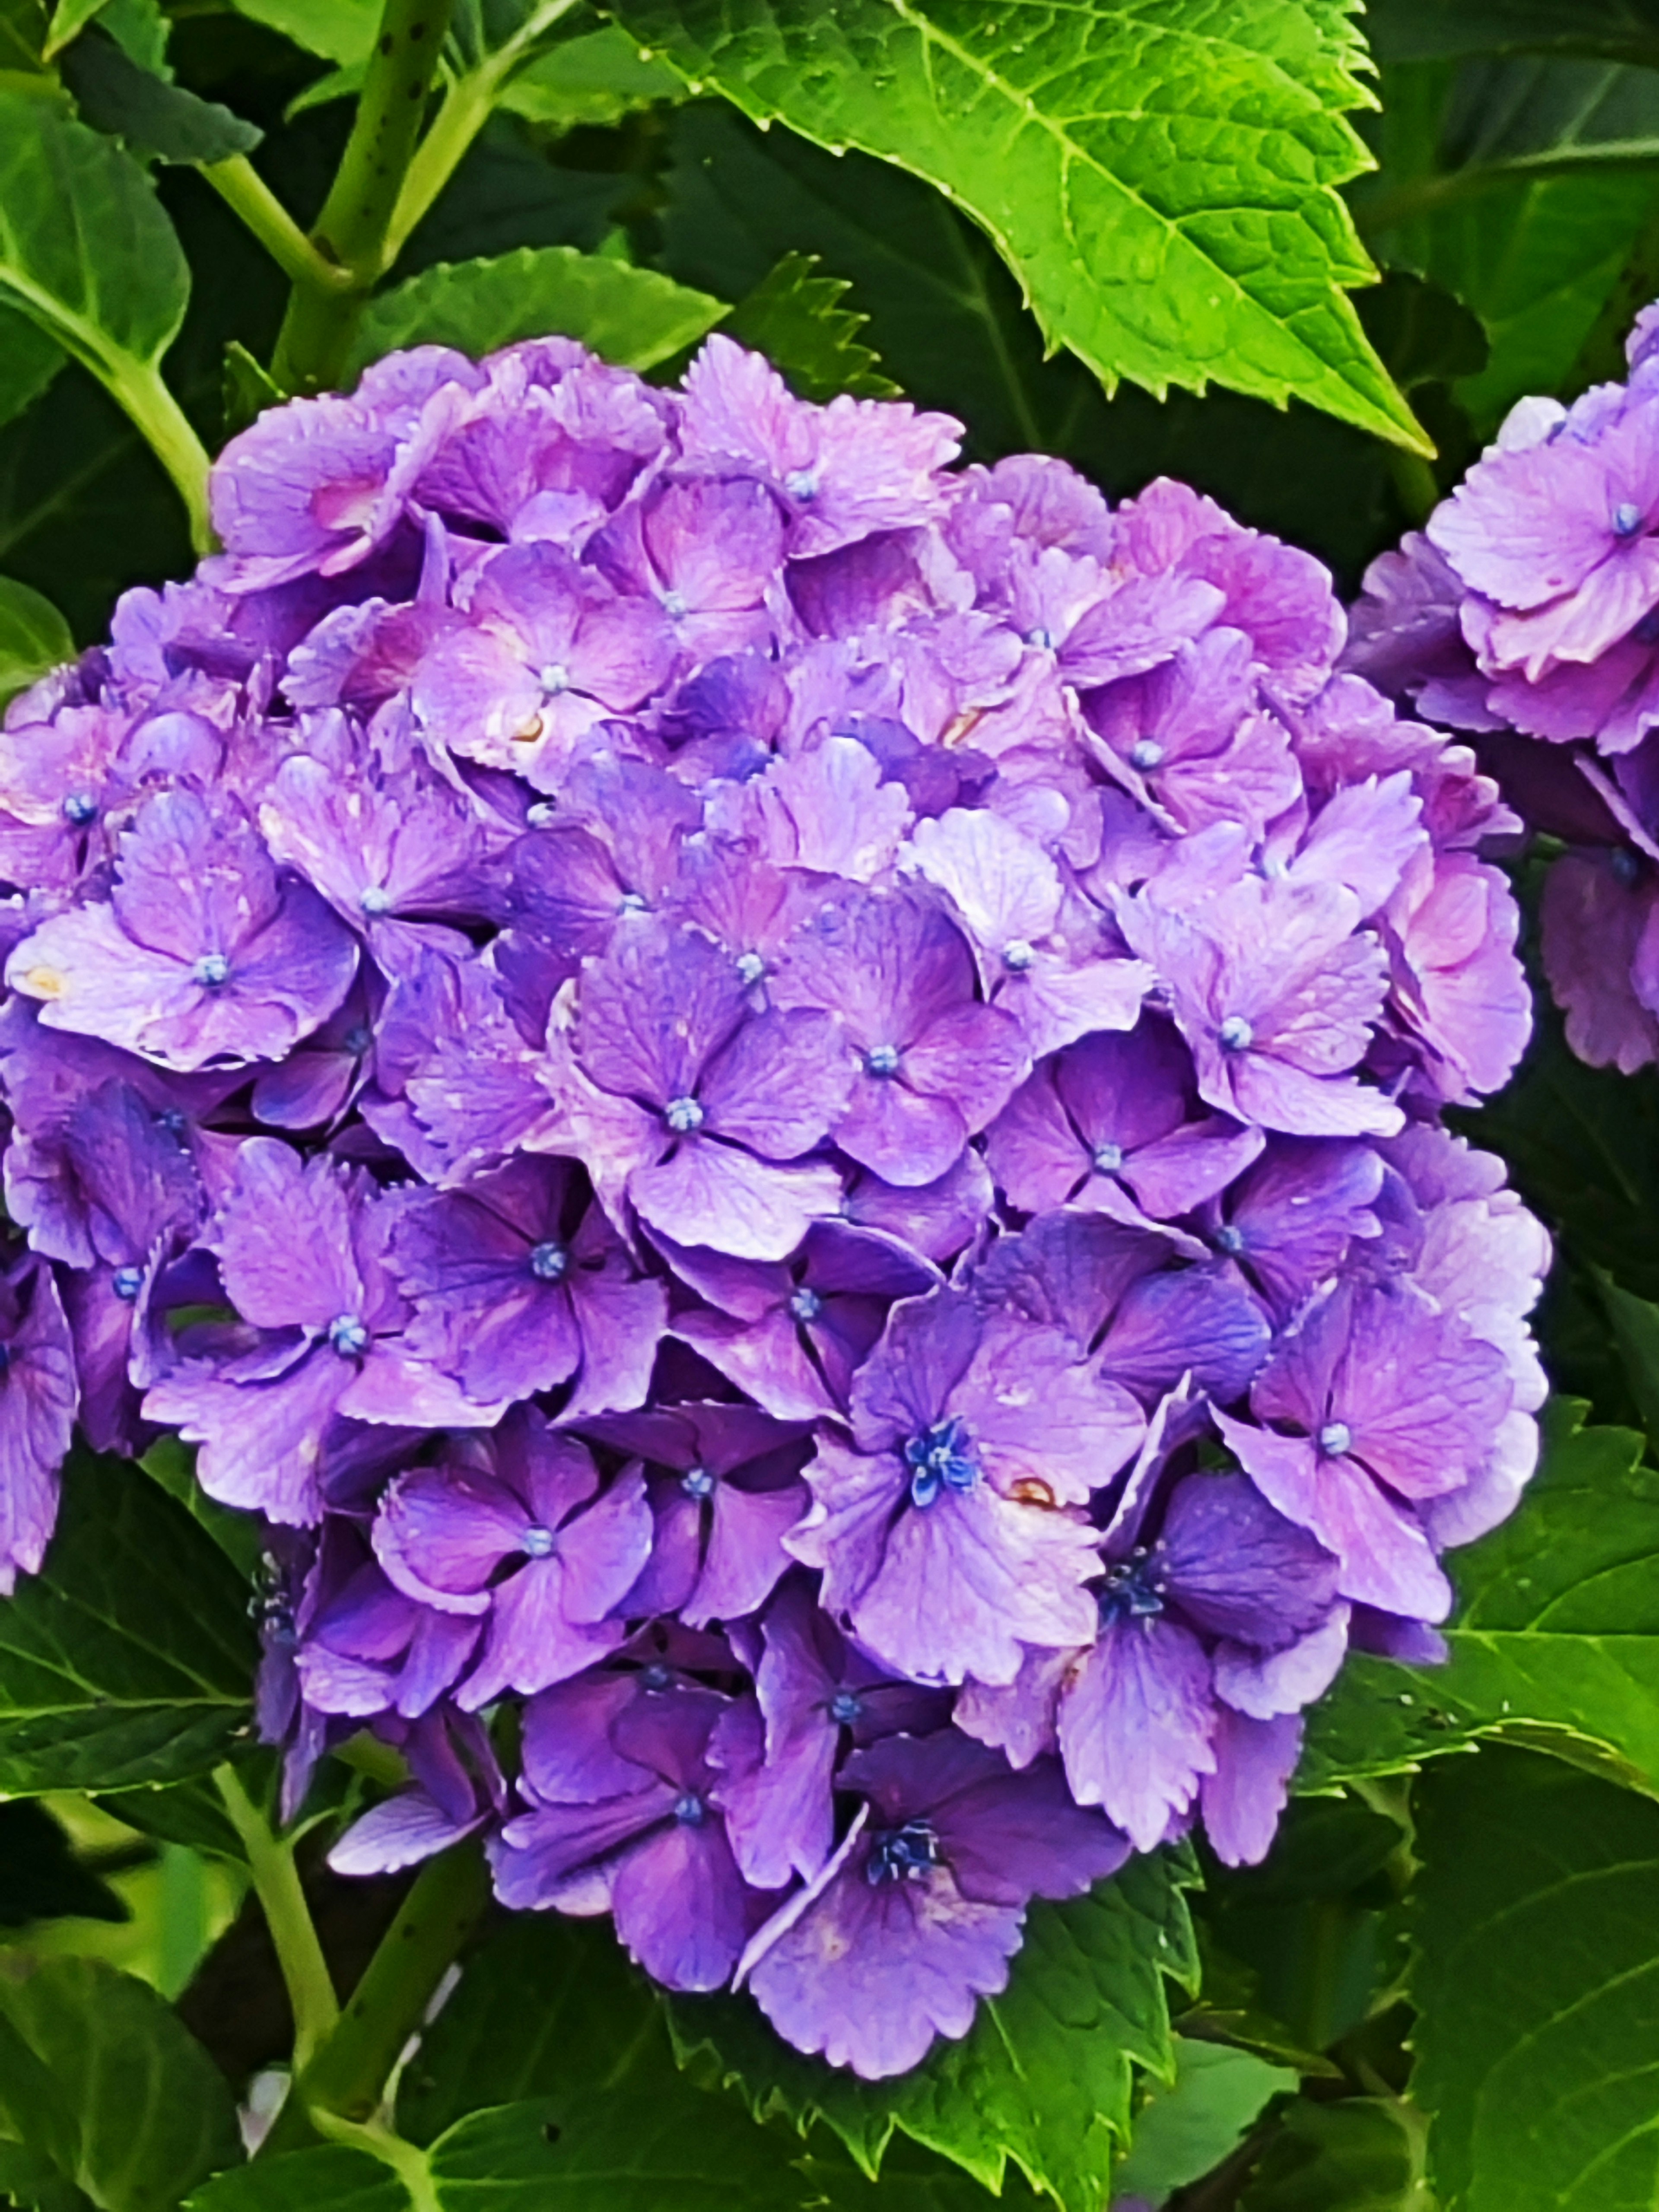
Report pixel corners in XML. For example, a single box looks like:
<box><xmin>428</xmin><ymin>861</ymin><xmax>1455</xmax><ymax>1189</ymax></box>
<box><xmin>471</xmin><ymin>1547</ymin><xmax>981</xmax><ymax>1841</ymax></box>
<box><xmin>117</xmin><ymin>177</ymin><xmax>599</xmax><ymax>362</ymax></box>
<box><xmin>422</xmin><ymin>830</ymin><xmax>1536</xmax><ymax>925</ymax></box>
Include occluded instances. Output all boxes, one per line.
<box><xmin>1427</xmin><ymin>424</ymin><xmax>1638</xmax><ymax>611</ymax></box>
<box><xmin>674</xmin><ymin>1308</ymin><xmax>839</xmax><ymax>1423</ymax></box>
<box><xmin>1228</xmin><ymin>1053</ymin><xmax>1404</xmax><ymax>1138</ymax></box>
<box><xmin>906</xmin><ymin>806</ymin><xmax>1063</xmax><ymax>952</ymax></box>
<box><xmin>575</xmin><ymin>920</ymin><xmax>748</xmax><ymax>1107</ymax></box>
<box><xmin>954</xmin><ymin>1644</ymin><xmax>1074</xmax><ymax>1769</ymax></box>
<box><xmin>631</xmin><ymin>1142</ymin><xmax>842</xmax><ymax>1262</ymax></box>
<box><xmin>963</xmin><ymin>1323</ymin><xmax>1146</xmax><ymax>1505</ymax></box>
<box><xmin>373</xmin><ymin>1465</ymin><xmax>525</xmax><ymax>1611</ymax></box>
<box><xmin>340</xmin><ymin>1349</ymin><xmax>509</xmax><ymax>1429</ymax></box>
<box><xmin>747</xmin><ymin>1860</ymin><xmax>1023</xmax><ymax>2079</ymax></box>
<box><xmin>0</xmin><ymin>1265</ymin><xmax>76</xmax><ymax>1591</ymax></box>
<box><xmin>984</xmin><ymin>1065</ymin><xmax>1090</xmax><ymax>1210</ymax></box>
<box><xmin>1199</xmin><ymin>1710</ymin><xmax>1303</xmax><ymax>1867</ymax></box>
<box><xmin>1058</xmin><ymin>1614</ymin><xmax>1217</xmax><ymax>1852</ymax></box>
<box><xmin>460</xmin><ymin>1563</ymin><xmax>625</xmax><ymax>1708</ymax></box>
<box><xmin>1214</xmin><ymin>1605</ymin><xmax>1349</xmax><ymax>1719</ymax></box>
<box><xmin>1121</xmin><ymin>1116</ymin><xmax>1265</xmax><ymax>1218</ymax></box>
<box><xmin>1000</xmin><ymin>954</ymin><xmax>1150</xmax><ymax>1060</ymax></box>
<box><xmin>1541</xmin><ymin>850</ymin><xmax>1659</xmax><ymax>1072</ymax></box>
<box><xmin>748</xmin><ymin>737</ymin><xmax>913</xmax><ymax>880</ymax></box>
<box><xmin>563</xmin><ymin>1267</ymin><xmax>667</xmax><ymax>1418</ymax></box>
<box><xmin>903</xmin><ymin>1000</ymin><xmax>1031</xmax><ymax>1132</ymax></box>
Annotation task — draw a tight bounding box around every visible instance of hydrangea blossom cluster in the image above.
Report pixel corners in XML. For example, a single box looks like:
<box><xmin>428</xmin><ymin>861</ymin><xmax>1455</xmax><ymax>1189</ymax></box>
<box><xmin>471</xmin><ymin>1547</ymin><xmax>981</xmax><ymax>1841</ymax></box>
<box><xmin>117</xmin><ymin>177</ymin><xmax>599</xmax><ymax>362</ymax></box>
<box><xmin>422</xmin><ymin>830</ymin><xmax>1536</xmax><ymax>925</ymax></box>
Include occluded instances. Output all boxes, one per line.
<box><xmin>1348</xmin><ymin>299</ymin><xmax>1659</xmax><ymax>1074</ymax></box>
<box><xmin>0</xmin><ymin>333</ymin><xmax>1547</xmax><ymax>2079</ymax></box>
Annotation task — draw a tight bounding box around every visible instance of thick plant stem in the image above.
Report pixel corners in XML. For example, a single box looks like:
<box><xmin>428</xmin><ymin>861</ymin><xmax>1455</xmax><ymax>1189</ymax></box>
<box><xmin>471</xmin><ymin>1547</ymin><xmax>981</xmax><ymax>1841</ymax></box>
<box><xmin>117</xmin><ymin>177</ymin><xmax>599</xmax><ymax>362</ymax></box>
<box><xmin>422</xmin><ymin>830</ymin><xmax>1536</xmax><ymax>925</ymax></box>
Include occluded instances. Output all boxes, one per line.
<box><xmin>214</xmin><ymin>1764</ymin><xmax>340</xmax><ymax>2071</ymax></box>
<box><xmin>260</xmin><ymin>1840</ymin><xmax>492</xmax><ymax>2156</ymax></box>
<box><xmin>385</xmin><ymin>0</ymin><xmax>579</xmax><ymax>264</ymax></box>
<box><xmin>200</xmin><ymin>155</ymin><xmax>356</xmax><ymax>296</ymax></box>
<box><xmin>270</xmin><ymin>0</ymin><xmax>454</xmax><ymax>396</ymax></box>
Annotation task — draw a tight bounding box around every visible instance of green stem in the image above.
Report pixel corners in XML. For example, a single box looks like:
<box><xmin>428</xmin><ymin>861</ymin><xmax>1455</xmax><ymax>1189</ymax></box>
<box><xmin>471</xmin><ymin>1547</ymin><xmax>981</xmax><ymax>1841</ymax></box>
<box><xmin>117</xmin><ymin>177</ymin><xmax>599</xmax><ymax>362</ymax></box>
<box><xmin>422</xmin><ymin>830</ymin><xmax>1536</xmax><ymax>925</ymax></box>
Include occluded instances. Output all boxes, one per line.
<box><xmin>311</xmin><ymin>2115</ymin><xmax>441</xmax><ymax>2212</ymax></box>
<box><xmin>102</xmin><ymin>355</ymin><xmax>216</xmax><ymax>554</ymax></box>
<box><xmin>200</xmin><ymin>154</ymin><xmax>356</xmax><ymax>296</ymax></box>
<box><xmin>271</xmin><ymin>0</ymin><xmax>455</xmax><ymax>395</ymax></box>
<box><xmin>384</xmin><ymin>0</ymin><xmax>579</xmax><ymax>264</ymax></box>
<box><xmin>214</xmin><ymin>1764</ymin><xmax>340</xmax><ymax>2072</ymax></box>
<box><xmin>261</xmin><ymin>1840</ymin><xmax>491</xmax><ymax>2155</ymax></box>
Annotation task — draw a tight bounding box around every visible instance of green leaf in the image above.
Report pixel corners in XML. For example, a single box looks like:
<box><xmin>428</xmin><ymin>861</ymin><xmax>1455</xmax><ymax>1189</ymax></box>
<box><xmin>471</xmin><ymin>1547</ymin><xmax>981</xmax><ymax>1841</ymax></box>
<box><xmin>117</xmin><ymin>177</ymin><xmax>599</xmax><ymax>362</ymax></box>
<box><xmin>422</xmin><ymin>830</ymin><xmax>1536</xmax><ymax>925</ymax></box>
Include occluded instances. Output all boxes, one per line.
<box><xmin>1364</xmin><ymin>0</ymin><xmax>1659</xmax><ymax>68</ymax></box>
<box><xmin>222</xmin><ymin>338</ymin><xmax>284</xmax><ymax>438</ymax></box>
<box><xmin>185</xmin><ymin>2147</ymin><xmax>409</xmax><ymax>2212</ymax></box>
<box><xmin>0</xmin><ymin>570</ymin><xmax>71</xmax><ymax>703</ymax></box>
<box><xmin>0</xmin><ymin>1958</ymin><xmax>240</xmax><ymax>2212</ymax></box>
<box><xmin>1112</xmin><ymin>2037</ymin><xmax>1295</xmax><ymax>2206</ymax></box>
<box><xmin>0</xmin><ymin>88</ymin><xmax>189</xmax><ymax>382</ymax></box>
<box><xmin>60</xmin><ymin>29</ymin><xmax>262</xmax><ymax>162</ymax></box>
<box><xmin>1237</xmin><ymin>2096</ymin><xmax>1431</xmax><ymax>2212</ymax></box>
<box><xmin>1593</xmin><ymin>1268</ymin><xmax>1659</xmax><ymax>1452</ymax></box>
<box><xmin>397</xmin><ymin>1909</ymin><xmax>671</xmax><ymax>2144</ymax></box>
<box><xmin>42</xmin><ymin>0</ymin><xmax>106</xmax><ymax>60</ymax></box>
<box><xmin>0</xmin><ymin>1800</ymin><xmax>127</xmax><ymax>1927</ymax></box>
<box><xmin>91</xmin><ymin>1773</ymin><xmax>254</xmax><ymax>1865</ymax></box>
<box><xmin>612</xmin><ymin>0</ymin><xmax>1430</xmax><ymax>452</ymax></box>
<box><xmin>0</xmin><ymin>0</ymin><xmax>52</xmax><ymax>73</ymax></box>
<box><xmin>1303</xmin><ymin>1399</ymin><xmax>1659</xmax><ymax>1795</ymax></box>
<box><xmin>1355</xmin><ymin>265</ymin><xmax>1489</xmax><ymax>387</ymax></box>
<box><xmin>0</xmin><ymin>1443</ymin><xmax>258</xmax><ymax>1793</ymax></box>
<box><xmin>0</xmin><ymin>304</ymin><xmax>64</xmax><ymax>431</ymax></box>
<box><xmin>496</xmin><ymin>22</ymin><xmax>683</xmax><ymax>126</ymax></box>
<box><xmin>1410</xmin><ymin>1745</ymin><xmax>1659</xmax><ymax>2212</ymax></box>
<box><xmin>348</xmin><ymin>245</ymin><xmax>724</xmax><ymax>375</ymax></box>
<box><xmin>670</xmin><ymin>1852</ymin><xmax>1199</xmax><ymax>2212</ymax></box>
<box><xmin>721</xmin><ymin>250</ymin><xmax>896</xmax><ymax>400</ymax></box>
<box><xmin>226</xmin><ymin>0</ymin><xmax>379</xmax><ymax>67</ymax></box>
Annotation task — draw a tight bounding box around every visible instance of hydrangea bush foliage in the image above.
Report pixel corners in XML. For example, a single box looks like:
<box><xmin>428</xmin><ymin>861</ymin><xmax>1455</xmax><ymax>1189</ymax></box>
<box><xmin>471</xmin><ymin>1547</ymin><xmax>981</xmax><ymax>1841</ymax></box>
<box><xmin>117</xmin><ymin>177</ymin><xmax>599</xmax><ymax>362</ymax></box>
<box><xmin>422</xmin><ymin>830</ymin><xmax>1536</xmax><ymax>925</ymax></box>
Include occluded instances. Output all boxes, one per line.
<box><xmin>0</xmin><ymin>5</ymin><xmax>1658</xmax><ymax>2212</ymax></box>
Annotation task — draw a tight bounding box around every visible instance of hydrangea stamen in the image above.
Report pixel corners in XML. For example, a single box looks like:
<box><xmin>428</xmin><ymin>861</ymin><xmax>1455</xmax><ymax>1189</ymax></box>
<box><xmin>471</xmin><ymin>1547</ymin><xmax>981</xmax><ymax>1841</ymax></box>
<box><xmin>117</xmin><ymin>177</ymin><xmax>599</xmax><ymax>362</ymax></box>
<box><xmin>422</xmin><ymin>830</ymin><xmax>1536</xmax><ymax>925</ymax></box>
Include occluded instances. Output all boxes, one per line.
<box><xmin>866</xmin><ymin>1818</ymin><xmax>943</xmax><ymax>1885</ymax></box>
<box><xmin>681</xmin><ymin>1465</ymin><xmax>715</xmax><ymax>1500</ymax></box>
<box><xmin>788</xmin><ymin>1286</ymin><xmax>823</xmax><ymax>1323</ymax></box>
<box><xmin>111</xmin><ymin>1266</ymin><xmax>144</xmax><ymax>1302</ymax></box>
<box><xmin>528</xmin><ymin>1241</ymin><xmax>568</xmax><ymax>1283</ymax></box>
<box><xmin>327</xmin><ymin>1313</ymin><xmax>369</xmax><ymax>1357</ymax></box>
<box><xmin>193</xmin><ymin>952</ymin><xmax>230</xmax><ymax>988</ymax></box>
<box><xmin>520</xmin><ymin>1524</ymin><xmax>556</xmax><ymax>1558</ymax></box>
<box><xmin>665</xmin><ymin>1096</ymin><xmax>705</xmax><ymax>1134</ymax></box>
<box><xmin>62</xmin><ymin>793</ymin><xmax>99</xmax><ymax>826</ymax></box>
<box><xmin>865</xmin><ymin>1043</ymin><xmax>901</xmax><ymax>1078</ymax></box>
<box><xmin>1218</xmin><ymin>1014</ymin><xmax>1253</xmax><ymax>1052</ymax></box>
<box><xmin>903</xmin><ymin>1416</ymin><xmax>978</xmax><ymax>1508</ymax></box>
<box><xmin>1318</xmin><ymin>1420</ymin><xmax>1353</xmax><ymax>1457</ymax></box>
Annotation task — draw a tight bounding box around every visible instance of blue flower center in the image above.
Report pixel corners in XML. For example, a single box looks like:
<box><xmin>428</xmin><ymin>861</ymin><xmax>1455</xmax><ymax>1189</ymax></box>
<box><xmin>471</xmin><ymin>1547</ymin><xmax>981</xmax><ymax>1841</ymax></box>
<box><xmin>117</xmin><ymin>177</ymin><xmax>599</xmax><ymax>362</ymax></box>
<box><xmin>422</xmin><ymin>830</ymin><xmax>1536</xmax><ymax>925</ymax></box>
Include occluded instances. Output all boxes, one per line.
<box><xmin>640</xmin><ymin>1663</ymin><xmax>671</xmax><ymax>1691</ymax></box>
<box><xmin>682</xmin><ymin>1465</ymin><xmax>715</xmax><ymax>1501</ymax></box>
<box><xmin>1092</xmin><ymin>1141</ymin><xmax>1124</xmax><ymax>1173</ymax></box>
<box><xmin>828</xmin><ymin>1689</ymin><xmax>864</xmax><ymax>1725</ymax></box>
<box><xmin>661</xmin><ymin>588</ymin><xmax>689</xmax><ymax>618</ymax></box>
<box><xmin>1615</xmin><ymin>501</ymin><xmax>1645</xmax><ymax>537</ymax></box>
<box><xmin>735</xmin><ymin>950</ymin><xmax>766</xmax><ymax>985</ymax></box>
<box><xmin>674</xmin><ymin>1792</ymin><xmax>707</xmax><ymax>1826</ymax></box>
<box><xmin>1218</xmin><ymin>1014</ymin><xmax>1253</xmax><ymax>1052</ymax></box>
<box><xmin>866</xmin><ymin>1818</ymin><xmax>943</xmax><ymax>1886</ymax></box>
<box><xmin>520</xmin><ymin>1523</ymin><xmax>556</xmax><ymax>1558</ymax></box>
<box><xmin>529</xmin><ymin>1241</ymin><xmax>568</xmax><ymax>1284</ymax></box>
<box><xmin>903</xmin><ymin>1416</ymin><xmax>978</xmax><ymax>1508</ymax></box>
<box><xmin>1129</xmin><ymin>738</ymin><xmax>1164</xmax><ymax>770</ymax></box>
<box><xmin>784</xmin><ymin>469</ymin><xmax>819</xmax><ymax>503</ymax></box>
<box><xmin>1002</xmin><ymin>940</ymin><xmax>1036</xmax><ymax>973</ymax></box>
<box><xmin>360</xmin><ymin>886</ymin><xmax>392</xmax><ymax>916</ymax></box>
<box><xmin>526</xmin><ymin>801</ymin><xmax>556</xmax><ymax>828</ymax></box>
<box><xmin>327</xmin><ymin>1313</ymin><xmax>369</xmax><ymax>1357</ymax></box>
<box><xmin>1025</xmin><ymin>626</ymin><xmax>1055</xmax><ymax>650</ymax></box>
<box><xmin>617</xmin><ymin>890</ymin><xmax>649</xmax><ymax>917</ymax></box>
<box><xmin>193</xmin><ymin>953</ymin><xmax>230</xmax><ymax>988</ymax></box>
<box><xmin>1214</xmin><ymin>1223</ymin><xmax>1245</xmax><ymax>1255</ymax></box>
<box><xmin>62</xmin><ymin>792</ymin><xmax>99</xmax><ymax>826</ymax></box>
<box><xmin>1318</xmin><ymin>1420</ymin><xmax>1352</xmax><ymax>1457</ymax></box>
<box><xmin>538</xmin><ymin>662</ymin><xmax>570</xmax><ymax>697</ymax></box>
<box><xmin>665</xmin><ymin>1096</ymin><xmax>705</xmax><ymax>1135</ymax></box>
<box><xmin>865</xmin><ymin>1043</ymin><xmax>901</xmax><ymax>1079</ymax></box>
<box><xmin>0</xmin><ymin>1342</ymin><xmax>13</xmax><ymax>1378</ymax></box>
<box><xmin>1612</xmin><ymin>849</ymin><xmax>1643</xmax><ymax>889</ymax></box>
<box><xmin>159</xmin><ymin>1108</ymin><xmax>188</xmax><ymax>1136</ymax></box>
<box><xmin>788</xmin><ymin>1286</ymin><xmax>823</xmax><ymax>1323</ymax></box>
<box><xmin>1098</xmin><ymin>1548</ymin><xmax>1166</xmax><ymax>1624</ymax></box>
<box><xmin>111</xmin><ymin>1266</ymin><xmax>144</xmax><ymax>1303</ymax></box>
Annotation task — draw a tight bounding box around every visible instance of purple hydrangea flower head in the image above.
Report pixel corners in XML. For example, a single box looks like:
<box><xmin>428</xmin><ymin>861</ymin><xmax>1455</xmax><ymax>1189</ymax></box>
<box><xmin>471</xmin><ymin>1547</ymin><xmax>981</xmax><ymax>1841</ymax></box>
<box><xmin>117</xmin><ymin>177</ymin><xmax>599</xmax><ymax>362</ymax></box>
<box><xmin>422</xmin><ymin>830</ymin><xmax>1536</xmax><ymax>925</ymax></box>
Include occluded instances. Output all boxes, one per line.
<box><xmin>743</xmin><ymin>1729</ymin><xmax>1128</xmax><ymax>2079</ymax></box>
<box><xmin>0</xmin><ymin>325</ymin><xmax>1551</xmax><ymax>2075</ymax></box>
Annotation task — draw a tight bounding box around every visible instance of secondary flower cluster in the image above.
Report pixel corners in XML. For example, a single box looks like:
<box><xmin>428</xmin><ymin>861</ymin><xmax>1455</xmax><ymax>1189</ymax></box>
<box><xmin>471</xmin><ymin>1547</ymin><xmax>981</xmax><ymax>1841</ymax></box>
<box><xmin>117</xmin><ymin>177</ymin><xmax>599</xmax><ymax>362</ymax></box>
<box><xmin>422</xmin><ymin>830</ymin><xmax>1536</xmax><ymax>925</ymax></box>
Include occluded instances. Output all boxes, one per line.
<box><xmin>1348</xmin><ymin>299</ymin><xmax>1659</xmax><ymax>1072</ymax></box>
<box><xmin>0</xmin><ymin>333</ymin><xmax>1546</xmax><ymax>2079</ymax></box>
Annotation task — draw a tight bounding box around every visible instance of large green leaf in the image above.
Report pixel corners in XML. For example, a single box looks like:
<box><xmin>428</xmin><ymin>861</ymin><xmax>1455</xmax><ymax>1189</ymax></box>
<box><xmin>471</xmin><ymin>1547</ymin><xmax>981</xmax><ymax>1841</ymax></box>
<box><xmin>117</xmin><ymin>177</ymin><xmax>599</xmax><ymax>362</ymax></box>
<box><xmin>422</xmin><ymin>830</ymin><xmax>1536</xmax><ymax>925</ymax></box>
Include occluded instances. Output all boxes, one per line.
<box><xmin>1364</xmin><ymin>0</ymin><xmax>1659</xmax><ymax>68</ymax></box>
<box><xmin>348</xmin><ymin>245</ymin><xmax>723</xmax><ymax>376</ymax></box>
<box><xmin>184</xmin><ymin>2148</ymin><xmax>409</xmax><ymax>2212</ymax></box>
<box><xmin>0</xmin><ymin>305</ymin><xmax>63</xmax><ymax>432</ymax></box>
<box><xmin>496</xmin><ymin>22</ymin><xmax>683</xmax><ymax>125</ymax></box>
<box><xmin>226</xmin><ymin>0</ymin><xmax>379</xmax><ymax>66</ymax></box>
<box><xmin>60</xmin><ymin>28</ymin><xmax>263</xmax><ymax>162</ymax></box>
<box><xmin>0</xmin><ymin>571</ymin><xmax>71</xmax><ymax>705</ymax></box>
<box><xmin>0</xmin><ymin>89</ymin><xmax>189</xmax><ymax>381</ymax></box>
<box><xmin>670</xmin><ymin>1852</ymin><xmax>1199</xmax><ymax>2212</ymax></box>
<box><xmin>1302</xmin><ymin>1400</ymin><xmax>1659</xmax><ymax>1795</ymax></box>
<box><xmin>1410</xmin><ymin>1746</ymin><xmax>1659</xmax><ymax>2212</ymax></box>
<box><xmin>1237</xmin><ymin>2096</ymin><xmax>1431</xmax><ymax>2212</ymax></box>
<box><xmin>612</xmin><ymin>0</ymin><xmax>1429</xmax><ymax>452</ymax></box>
<box><xmin>0</xmin><ymin>1958</ymin><xmax>239</xmax><ymax>2212</ymax></box>
<box><xmin>1111</xmin><ymin>2037</ymin><xmax>1295</xmax><ymax>2206</ymax></box>
<box><xmin>0</xmin><ymin>1445</ymin><xmax>258</xmax><ymax>1792</ymax></box>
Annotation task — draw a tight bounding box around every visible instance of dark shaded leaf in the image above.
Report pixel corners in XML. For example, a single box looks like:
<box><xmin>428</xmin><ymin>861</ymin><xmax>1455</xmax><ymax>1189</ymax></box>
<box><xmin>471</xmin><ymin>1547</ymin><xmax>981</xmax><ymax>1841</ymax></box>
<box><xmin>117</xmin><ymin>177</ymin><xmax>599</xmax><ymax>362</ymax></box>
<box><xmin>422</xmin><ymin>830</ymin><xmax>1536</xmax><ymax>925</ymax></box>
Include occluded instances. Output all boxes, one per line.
<box><xmin>0</xmin><ymin>1959</ymin><xmax>240</xmax><ymax>2212</ymax></box>
<box><xmin>721</xmin><ymin>250</ymin><xmax>896</xmax><ymax>400</ymax></box>
<box><xmin>0</xmin><ymin>305</ymin><xmax>64</xmax><ymax>432</ymax></box>
<box><xmin>1410</xmin><ymin>1746</ymin><xmax>1659</xmax><ymax>2212</ymax></box>
<box><xmin>184</xmin><ymin>2149</ymin><xmax>407</xmax><ymax>2212</ymax></box>
<box><xmin>0</xmin><ymin>1800</ymin><xmax>127</xmax><ymax>1927</ymax></box>
<box><xmin>1112</xmin><ymin>2037</ymin><xmax>1294</xmax><ymax>2207</ymax></box>
<box><xmin>1238</xmin><ymin>2096</ymin><xmax>1430</xmax><ymax>2212</ymax></box>
<box><xmin>497</xmin><ymin>23</ymin><xmax>682</xmax><ymax>127</ymax></box>
<box><xmin>0</xmin><ymin>571</ymin><xmax>72</xmax><ymax>704</ymax></box>
<box><xmin>0</xmin><ymin>1443</ymin><xmax>257</xmax><ymax>1793</ymax></box>
<box><xmin>62</xmin><ymin>28</ymin><xmax>262</xmax><ymax>163</ymax></box>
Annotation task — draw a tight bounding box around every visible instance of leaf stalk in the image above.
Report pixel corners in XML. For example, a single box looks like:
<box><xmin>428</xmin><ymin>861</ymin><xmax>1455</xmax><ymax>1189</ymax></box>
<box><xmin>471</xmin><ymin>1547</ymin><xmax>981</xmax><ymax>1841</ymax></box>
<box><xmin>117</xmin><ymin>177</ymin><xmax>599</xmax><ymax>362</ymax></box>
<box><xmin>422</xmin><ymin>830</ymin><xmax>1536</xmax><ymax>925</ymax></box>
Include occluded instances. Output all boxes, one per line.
<box><xmin>213</xmin><ymin>1763</ymin><xmax>341</xmax><ymax>2072</ymax></box>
